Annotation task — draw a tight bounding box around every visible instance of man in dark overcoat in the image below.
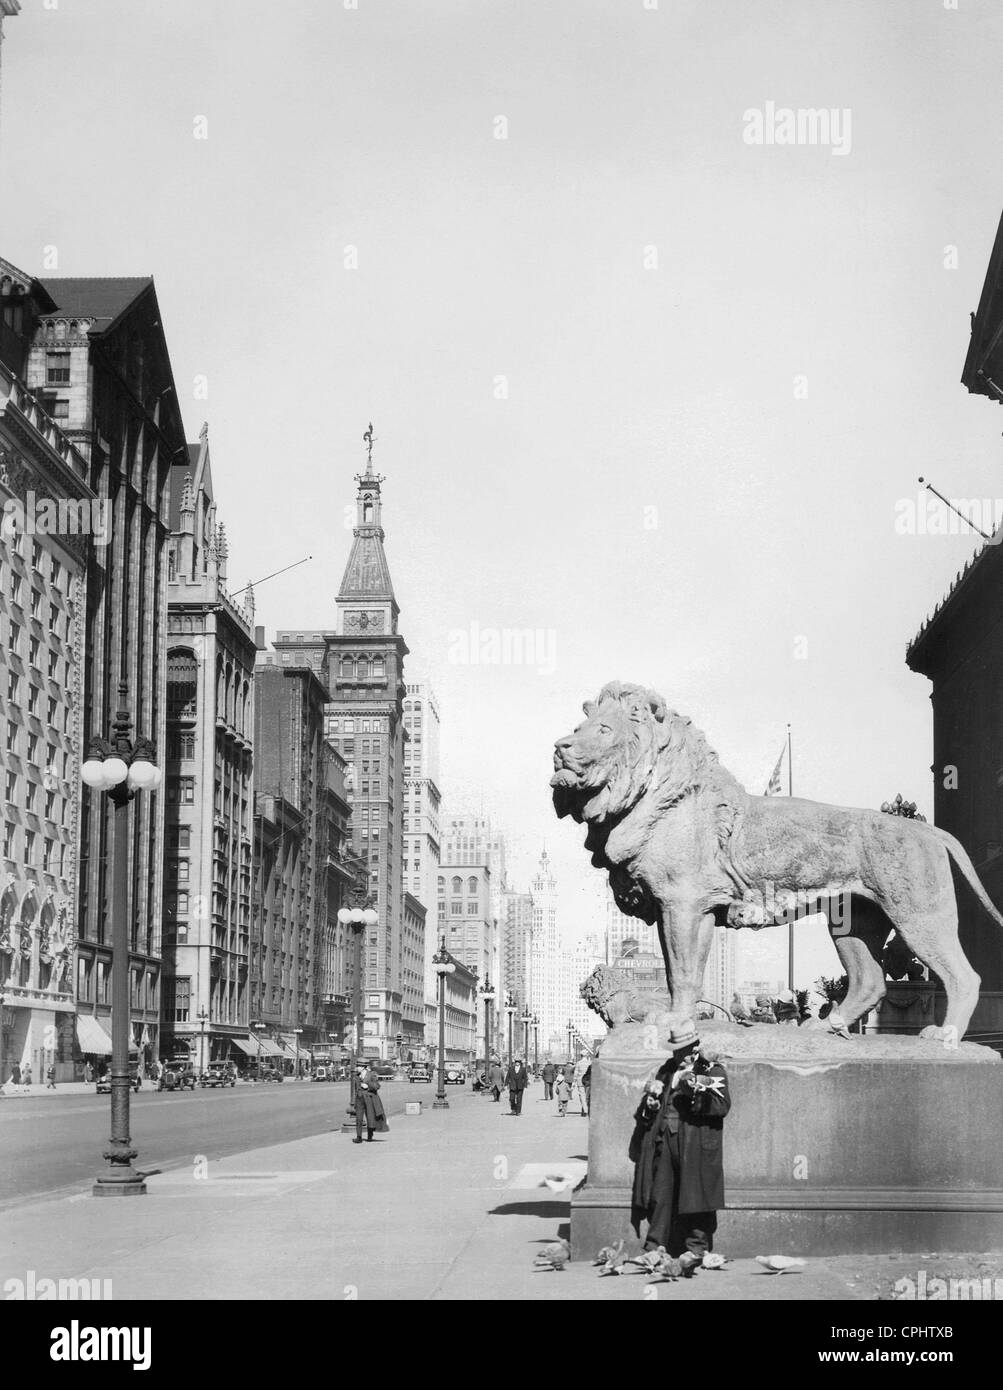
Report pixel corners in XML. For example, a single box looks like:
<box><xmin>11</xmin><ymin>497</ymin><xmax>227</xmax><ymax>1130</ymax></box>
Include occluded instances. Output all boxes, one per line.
<box><xmin>629</xmin><ymin>1022</ymin><xmax>730</xmax><ymax>1260</ymax></box>
<box><xmin>504</xmin><ymin>1057</ymin><xmax>529</xmax><ymax>1115</ymax></box>
<box><xmin>487</xmin><ymin>1058</ymin><xmax>506</xmax><ymax>1102</ymax></box>
<box><xmin>540</xmin><ymin>1060</ymin><xmax>556</xmax><ymax>1100</ymax></box>
<box><xmin>353</xmin><ymin>1064</ymin><xmax>390</xmax><ymax>1143</ymax></box>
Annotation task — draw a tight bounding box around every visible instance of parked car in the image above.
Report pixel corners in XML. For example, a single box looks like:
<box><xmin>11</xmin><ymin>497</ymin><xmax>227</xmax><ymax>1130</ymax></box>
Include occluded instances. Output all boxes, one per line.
<box><xmin>312</xmin><ymin>1065</ymin><xmax>330</xmax><ymax>1082</ymax></box>
<box><xmin>200</xmin><ymin>1061</ymin><xmax>237</xmax><ymax>1088</ymax></box>
<box><xmin>96</xmin><ymin>1061</ymin><xmax>141</xmax><ymax>1095</ymax></box>
<box><xmin>408</xmin><ymin>1064</ymin><xmax>432</xmax><ymax>1084</ymax></box>
<box><xmin>158</xmin><ymin>1060</ymin><xmax>197</xmax><ymax>1092</ymax></box>
<box><xmin>244</xmin><ymin>1062</ymin><xmax>283</xmax><ymax>1082</ymax></box>
<box><xmin>374</xmin><ymin>1063</ymin><xmax>396</xmax><ymax>1082</ymax></box>
<box><xmin>444</xmin><ymin>1065</ymin><xmax>466</xmax><ymax>1086</ymax></box>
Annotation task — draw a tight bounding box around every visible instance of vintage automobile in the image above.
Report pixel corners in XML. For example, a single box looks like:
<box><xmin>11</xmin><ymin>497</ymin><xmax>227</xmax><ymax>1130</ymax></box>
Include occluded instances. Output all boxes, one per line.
<box><xmin>158</xmin><ymin>1060</ymin><xmax>197</xmax><ymax>1092</ymax></box>
<box><xmin>199</xmin><ymin>1061</ymin><xmax>237</xmax><ymax>1088</ymax></box>
<box><xmin>444</xmin><ymin>1065</ymin><xmax>466</xmax><ymax>1086</ymax></box>
<box><xmin>407</xmin><ymin>1063</ymin><xmax>432</xmax><ymax>1084</ymax></box>
<box><xmin>311</xmin><ymin>1065</ymin><xmax>330</xmax><ymax>1082</ymax></box>
<box><xmin>95</xmin><ymin>1059</ymin><xmax>142</xmax><ymax>1095</ymax></box>
<box><xmin>244</xmin><ymin>1062</ymin><xmax>283</xmax><ymax>1082</ymax></box>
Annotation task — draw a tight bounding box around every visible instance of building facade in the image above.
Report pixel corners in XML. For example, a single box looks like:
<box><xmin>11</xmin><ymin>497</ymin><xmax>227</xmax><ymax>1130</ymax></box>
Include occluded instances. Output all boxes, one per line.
<box><xmin>0</xmin><ymin>355</ymin><xmax>92</xmax><ymax>1080</ymax></box>
<box><xmin>274</xmin><ymin>436</ymin><xmax>416</xmax><ymax>1058</ymax></box>
<box><xmin>18</xmin><ymin>270</ymin><xmax>186</xmax><ymax>1070</ymax></box>
<box><xmin>402</xmin><ymin>683</ymin><xmax>441</xmax><ymax>1013</ymax></box>
<box><xmin>251</xmin><ymin>654</ymin><xmax>329</xmax><ymax>1062</ymax></box>
<box><xmin>159</xmin><ymin>428</ymin><xmax>256</xmax><ymax>1069</ymax></box>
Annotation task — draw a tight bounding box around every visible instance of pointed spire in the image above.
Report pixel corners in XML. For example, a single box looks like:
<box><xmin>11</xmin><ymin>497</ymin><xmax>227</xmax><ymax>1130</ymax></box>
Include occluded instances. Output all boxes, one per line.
<box><xmin>199</xmin><ymin>420</ymin><xmax>209</xmax><ymax>444</ymax></box>
<box><xmin>180</xmin><ymin>472</ymin><xmax>194</xmax><ymax>516</ymax></box>
<box><xmin>216</xmin><ymin>522</ymin><xmax>228</xmax><ymax>559</ymax></box>
<box><xmin>245</xmin><ymin>580</ymin><xmax>255</xmax><ymax>616</ymax></box>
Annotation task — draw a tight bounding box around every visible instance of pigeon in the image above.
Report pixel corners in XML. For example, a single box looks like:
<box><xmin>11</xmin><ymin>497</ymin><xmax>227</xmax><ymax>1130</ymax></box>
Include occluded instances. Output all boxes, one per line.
<box><xmin>701</xmin><ymin>1252</ymin><xmax>728</xmax><ymax>1270</ymax></box>
<box><xmin>534</xmin><ymin>1239</ymin><xmax>571</xmax><ymax>1271</ymax></box>
<box><xmin>756</xmin><ymin>1255</ymin><xmax>806</xmax><ymax>1275</ymax></box>
<box><xmin>593</xmin><ymin>1240</ymin><xmax>626</xmax><ymax>1275</ymax></box>
<box><xmin>622</xmin><ymin>1246</ymin><xmax>666</xmax><ymax>1275</ymax></box>
<box><xmin>539</xmin><ymin>1174</ymin><xmax>572</xmax><ymax>1193</ymax></box>
<box><xmin>646</xmin><ymin>1251</ymin><xmax>684</xmax><ymax>1282</ymax></box>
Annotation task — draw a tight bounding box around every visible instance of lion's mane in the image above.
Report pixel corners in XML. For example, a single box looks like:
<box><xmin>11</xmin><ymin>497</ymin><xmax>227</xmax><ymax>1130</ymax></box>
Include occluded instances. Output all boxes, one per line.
<box><xmin>553</xmin><ymin>681</ymin><xmax>748</xmax><ymax>923</ymax></box>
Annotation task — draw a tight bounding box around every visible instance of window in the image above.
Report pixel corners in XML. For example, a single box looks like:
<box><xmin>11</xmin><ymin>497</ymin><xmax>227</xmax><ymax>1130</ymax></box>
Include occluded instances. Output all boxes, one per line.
<box><xmin>30</xmin><ymin>589</ymin><xmax>40</xmax><ymax>615</ymax></box>
<box><xmin>468</xmin><ymin>877</ymin><xmax>478</xmax><ymax>894</ymax></box>
<box><xmin>25</xmin><ymin>782</ymin><xmax>35</xmax><ymax>810</ymax></box>
<box><xmin>451</xmin><ymin>876</ymin><xmax>462</xmax><ymax>893</ymax></box>
<box><xmin>3</xmin><ymin>822</ymin><xmax>14</xmax><ymax>857</ymax></box>
<box><xmin>166</xmin><ymin>649</ymin><xmax>199</xmax><ymax>721</ymax></box>
<box><xmin>467</xmin><ymin>901</ymin><xmax>479</xmax><ymax>915</ymax></box>
<box><xmin>5</xmin><ymin>721</ymin><xmax>15</xmax><ymax>752</ymax></box>
<box><xmin>44</xmin><ymin>790</ymin><xmax>54</xmax><ymax>819</ymax></box>
<box><xmin>165</xmin><ymin>976</ymin><xmax>191</xmax><ymax>1023</ymax></box>
<box><xmin>8</xmin><ymin>623</ymin><xmax>19</xmax><ymax>653</ymax></box>
<box><xmin>167</xmin><ymin>825</ymin><xmax>191</xmax><ymax>850</ymax></box>
<box><xmin>47</xmin><ymin>697</ymin><xmax>56</xmax><ymax>725</ymax></box>
<box><xmin>27</xmin><ymin>686</ymin><xmax>38</xmax><ymax>712</ymax></box>
<box><xmin>51</xmin><ymin>400</ymin><xmax>69</xmax><ymax>420</ymax></box>
<box><xmin>450</xmin><ymin>900</ymin><xmax>462</xmax><ymax>916</ymax></box>
<box><xmin>167</xmin><ymin>777</ymin><xmax>195</xmax><ymax>804</ymax></box>
<box><xmin>50</xmin><ymin>557</ymin><xmax>61</xmax><ymax>588</ymax></box>
<box><xmin>28</xmin><ymin>636</ymin><xmax>39</xmax><ymax>664</ymax></box>
<box><xmin>6</xmin><ymin>673</ymin><xmax>16</xmax><ymax>700</ymax></box>
<box><xmin>26</xmin><ymin>734</ymin><xmax>38</xmax><ymax>761</ymax></box>
<box><xmin>5</xmin><ymin>771</ymin><xmax>16</xmax><ymax>801</ymax></box>
<box><xmin>171</xmin><ymin>859</ymin><xmax>190</xmax><ymax>882</ymax></box>
<box><xmin>25</xmin><ymin>829</ymin><xmax>35</xmax><ymax>862</ymax></box>
<box><xmin>47</xmin><ymin>652</ymin><xmax>57</xmax><ymax>677</ymax></box>
<box><xmin>42</xmin><ymin>838</ymin><xmax>53</xmax><ymax>870</ymax></box>
<box><xmin>45</xmin><ymin>351</ymin><xmax>71</xmax><ymax>385</ymax></box>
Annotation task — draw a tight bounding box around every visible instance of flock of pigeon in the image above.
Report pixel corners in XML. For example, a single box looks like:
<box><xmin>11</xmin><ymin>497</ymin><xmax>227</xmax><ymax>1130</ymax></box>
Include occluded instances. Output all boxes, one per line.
<box><xmin>533</xmin><ymin>1239</ymin><xmax>806</xmax><ymax>1282</ymax></box>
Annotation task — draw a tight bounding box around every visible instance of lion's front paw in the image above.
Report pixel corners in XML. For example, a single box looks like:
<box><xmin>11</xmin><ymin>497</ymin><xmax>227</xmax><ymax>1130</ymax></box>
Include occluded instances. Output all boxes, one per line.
<box><xmin>919</xmin><ymin>1025</ymin><xmax>950</xmax><ymax>1042</ymax></box>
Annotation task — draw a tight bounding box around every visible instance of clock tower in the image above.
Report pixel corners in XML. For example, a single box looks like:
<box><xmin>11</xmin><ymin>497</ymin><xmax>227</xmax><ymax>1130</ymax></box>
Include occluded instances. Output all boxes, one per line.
<box><xmin>275</xmin><ymin>425</ymin><xmax>420</xmax><ymax>1057</ymax></box>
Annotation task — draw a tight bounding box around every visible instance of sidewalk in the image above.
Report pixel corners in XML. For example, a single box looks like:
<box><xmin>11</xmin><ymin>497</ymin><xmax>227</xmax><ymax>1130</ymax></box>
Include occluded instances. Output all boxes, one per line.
<box><xmin>0</xmin><ymin>1088</ymin><xmax>978</xmax><ymax>1300</ymax></box>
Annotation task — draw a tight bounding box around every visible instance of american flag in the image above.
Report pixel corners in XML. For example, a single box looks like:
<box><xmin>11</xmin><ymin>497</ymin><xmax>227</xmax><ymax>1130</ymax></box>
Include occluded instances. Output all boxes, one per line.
<box><xmin>764</xmin><ymin>742</ymin><xmax>786</xmax><ymax>796</ymax></box>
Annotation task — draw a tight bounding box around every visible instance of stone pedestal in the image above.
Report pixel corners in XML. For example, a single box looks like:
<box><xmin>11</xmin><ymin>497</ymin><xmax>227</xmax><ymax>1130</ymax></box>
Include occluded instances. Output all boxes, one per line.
<box><xmin>572</xmin><ymin>1024</ymin><xmax>1003</xmax><ymax>1259</ymax></box>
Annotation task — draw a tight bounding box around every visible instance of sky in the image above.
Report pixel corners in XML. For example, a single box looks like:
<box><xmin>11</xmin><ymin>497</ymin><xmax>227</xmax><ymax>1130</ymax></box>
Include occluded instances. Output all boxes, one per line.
<box><xmin>3</xmin><ymin>0</ymin><xmax>1003</xmax><ymax>988</ymax></box>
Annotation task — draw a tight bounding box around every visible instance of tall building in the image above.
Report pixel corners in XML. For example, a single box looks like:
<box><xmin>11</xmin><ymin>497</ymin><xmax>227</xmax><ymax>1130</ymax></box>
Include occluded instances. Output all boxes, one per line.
<box><xmin>402</xmin><ymin>682</ymin><xmax>441</xmax><ymax>1008</ymax></box>
<box><xmin>502</xmin><ymin>888</ymin><xmax>533</xmax><ymax>1009</ymax></box>
<box><xmin>158</xmin><ymin>428</ymin><xmax>256</xmax><ymax>1069</ymax></box>
<box><xmin>251</xmin><ymin>653</ymin><xmax>329</xmax><ymax>1060</ymax></box>
<box><xmin>274</xmin><ymin>432</ymin><xmax>420</xmax><ymax>1058</ymax></box>
<box><xmin>529</xmin><ymin>848</ymin><xmax>561</xmax><ymax>1051</ymax></box>
<box><xmin>905</xmin><ymin>203</ymin><xmax>1003</xmax><ymax>1043</ymax></box>
<box><xmin>19</xmin><ymin>270</ymin><xmax>186</xmax><ymax>1069</ymax></box>
<box><xmin>0</xmin><ymin>355</ymin><xmax>93</xmax><ymax>1081</ymax></box>
<box><xmin>700</xmin><ymin>926</ymin><xmax>738</xmax><ymax>1013</ymax></box>
<box><xmin>316</xmin><ymin>743</ymin><xmax>363</xmax><ymax>1052</ymax></box>
<box><xmin>567</xmin><ymin>930</ymin><xmax>605</xmax><ymax>1043</ymax></box>
<box><xmin>442</xmin><ymin>813</ymin><xmax>506</xmax><ymax>989</ymax></box>
<box><xmin>604</xmin><ymin>881</ymin><xmax>659</xmax><ymax>962</ymax></box>
<box><xmin>437</xmin><ymin>861</ymin><xmax>495</xmax><ymax>985</ymax></box>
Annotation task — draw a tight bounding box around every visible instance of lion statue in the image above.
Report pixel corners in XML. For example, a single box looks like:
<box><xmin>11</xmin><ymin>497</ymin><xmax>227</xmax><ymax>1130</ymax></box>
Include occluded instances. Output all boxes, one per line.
<box><xmin>580</xmin><ymin>963</ymin><xmax>671</xmax><ymax>1028</ymax></box>
<box><xmin>552</xmin><ymin>681</ymin><xmax>1003</xmax><ymax>1041</ymax></box>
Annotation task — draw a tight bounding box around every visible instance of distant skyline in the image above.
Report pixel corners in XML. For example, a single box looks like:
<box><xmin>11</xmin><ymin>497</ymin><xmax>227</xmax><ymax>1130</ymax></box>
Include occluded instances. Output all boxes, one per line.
<box><xmin>4</xmin><ymin>0</ymin><xmax>1003</xmax><ymax>986</ymax></box>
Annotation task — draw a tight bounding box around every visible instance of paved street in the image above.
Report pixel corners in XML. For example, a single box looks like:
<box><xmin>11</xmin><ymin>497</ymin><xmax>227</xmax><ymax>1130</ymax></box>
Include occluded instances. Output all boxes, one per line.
<box><xmin>0</xmin><ymin>1080</ymin><xmax>940</xmax><ymax>1301</ymax></box>
<box><xmin>0</xmin><ymin>1081</ymin><xmax>417</xmax><ymax>1210</ymax></box>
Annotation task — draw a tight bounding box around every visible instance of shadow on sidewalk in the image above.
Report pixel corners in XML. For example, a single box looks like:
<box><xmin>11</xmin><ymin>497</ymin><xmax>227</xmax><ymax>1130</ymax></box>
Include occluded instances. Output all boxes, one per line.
<box><xmin>489</xmin><ymin>1200</ymin><xmax>569</xmax><ymax>1219</ymax></box>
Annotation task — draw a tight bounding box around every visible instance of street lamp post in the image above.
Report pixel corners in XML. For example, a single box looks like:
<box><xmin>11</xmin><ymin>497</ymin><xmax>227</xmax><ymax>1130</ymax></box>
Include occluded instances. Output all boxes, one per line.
<box><xmin>251</xmin><ymin>1020</ymin><xmax>265</xmax><ymax>1079</ymax></box>
<box><xmin>197</xmin><ymin>1006</ymin><xmax>209</xmax><ymax>1078</ymax></box>
<box><xmin>337</xmin><ymin>888</ymin><xmax>378</xmax><ymax>1131</ymax></box>
<box><xmin>432</xmin><ymin>936</ymin><xmax>455</xmax><ymax>1110</ymax></box>
<box><xmin>292</xmin><ymin>1027</ymin><xmax>303</xmax><ymax>1079</ymax></box>
<box><xmin>478</xmin><ymin>976</ymin><xmax>496</xmax><ymax>1081</ymax></box>
<box><xmin>505</xmin><ymin>994</ymin><xmax>517</xmax><ymax>1064</ymax></box>
<box><xmin>520</xmin><ymin>1007</ymin><xmax>532</xmax><ymax>1067</ymax></box>
<box><xmin>81</xmin><ymin>682</ymin><xmax>162</xmax><ymax>1197</ymax></box>
<box><xmin>567</xmin><ymin>1018</ymin><xmax>575</xmax><ymax>1066</ymax></box>
<box><xmin>532</xmin><ymin>1014</ymin><xmax>539</xmax><ymax>1071</ymax></box>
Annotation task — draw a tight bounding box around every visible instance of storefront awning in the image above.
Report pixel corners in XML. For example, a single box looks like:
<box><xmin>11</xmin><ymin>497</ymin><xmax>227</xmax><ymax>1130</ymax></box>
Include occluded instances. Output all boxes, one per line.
<box><xmin>258</xmin><ymin>1039</ymin><xmax>286</xmax><ymax>1058</ymax></box>
<box><xmin>76</xmin><ymin>1015</ymin><xmax>113</xmax><ymax>1055</ymax></box>
<box><xmin>229</xmin><ymin>1037</ymin><xmax>257</xmax><ymax>1056</ymax></box>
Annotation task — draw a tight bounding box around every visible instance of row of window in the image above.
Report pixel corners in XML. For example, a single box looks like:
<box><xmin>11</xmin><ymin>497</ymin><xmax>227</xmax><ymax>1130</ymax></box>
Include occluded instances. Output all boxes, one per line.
<box><xmin>3</xmin><ymin>774</ymin><xmax>68</xmax><ymax>823</ymax></box>
<box><xmin>2</xmin><ymin>822</ymin><xmax>69</xmax><ymax>873</ymax></box>
<box><xmin>337</xmin><ymin>657</ymin><xmax>386</xmax><ymax>680</ymax></box>
<box><xmin>0</xmin><ymin>534</ymin><xmax>68</xmax><ymax>589</ymax></box>
<box><xmin>4</xmin><ymin>627</ymin><xmax>71</xmax><ymax>683</ymax></box>
<box><xmin>2</xmin><ymin>579</ymin><xmax>71</xmax><ymax>637</ymax></box>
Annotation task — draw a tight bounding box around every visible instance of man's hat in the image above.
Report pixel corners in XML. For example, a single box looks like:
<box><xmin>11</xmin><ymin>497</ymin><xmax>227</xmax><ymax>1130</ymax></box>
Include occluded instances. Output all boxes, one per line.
<box><xmin>669</xmin><ymin>1020</ymin><xmax>699</xmax><ymax>1053</ymax></box>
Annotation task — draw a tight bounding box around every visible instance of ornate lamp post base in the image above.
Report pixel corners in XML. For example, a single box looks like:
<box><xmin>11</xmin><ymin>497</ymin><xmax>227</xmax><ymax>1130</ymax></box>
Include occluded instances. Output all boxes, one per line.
<box><xmin>432</xmin><ymin>1096</ymin><xmax>450</xmax><ymax>1109</ymax></box>
<box><xmin>93</xmin><ymin>1144</ymin><xmax>146</xmax><ymax>1197</ymax></box>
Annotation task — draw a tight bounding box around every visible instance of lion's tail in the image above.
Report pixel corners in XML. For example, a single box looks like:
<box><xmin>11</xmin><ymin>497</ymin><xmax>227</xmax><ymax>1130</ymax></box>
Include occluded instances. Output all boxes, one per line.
<box><xmin>930</xmin><ymin>825</ymin><xmax>1003</xmax><ymax>931</ymax></box>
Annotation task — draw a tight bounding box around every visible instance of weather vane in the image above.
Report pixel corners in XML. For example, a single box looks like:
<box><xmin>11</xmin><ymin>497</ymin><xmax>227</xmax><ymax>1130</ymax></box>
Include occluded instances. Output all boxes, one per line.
<box><xmin>363</xmin><ymin>422</ymin><xmax>376</xmax><ymax>465</ymax></box>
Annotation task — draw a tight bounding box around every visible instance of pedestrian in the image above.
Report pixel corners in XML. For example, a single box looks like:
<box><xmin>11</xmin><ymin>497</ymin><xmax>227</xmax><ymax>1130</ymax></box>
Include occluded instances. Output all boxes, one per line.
<box><xmin>21</xmin><ymin>1064</ymin><xmax>32</xmax><ymax>1094</ymax></box>
<box><xmin>46</xmin><ymin>1063</ymin><xmax>56</xmax><ymax>1090</ymax></box>
<box><xmin>10</xmin><ymin>1062</ymin><xmax>20</xmax><ymax>1089</ymax></box>
<box><xmin>541</xmin><ymin>1059</ymin><xmax>556</xmax><ymax>1101</ymax></box>
<box><xmin>487</xmin><ymin>1057</ymin><xmax>505</xmax><ymax>1103</ymax></box>
<box><xmin>573</xmin><ymin>1055</ymin><xmax>591</xmax><ymax>1116</ymax></box>
<box><xmin>84</xmin><ymin>1061</ymin><xmax>93</xmax><ymax>1084</ymax></box>
<box><xmin>629</xmin><ymin>1021</ymin><xmax>731</xmax><ymax>1263</ymax></box>
<box><xmin>353</xmin><ymin>1063</ymin><xmax>390</xmax><ymax>1144</ymax></box>
<box><xmin>504</xmin><ymin>1056</ymin><xmax>529</xmax><ymax>1115</ymax></box>
<box><xmin>555</xmin><ymin>1070</ymin><xmax>572</xmax><ymax>1116</ymax></box>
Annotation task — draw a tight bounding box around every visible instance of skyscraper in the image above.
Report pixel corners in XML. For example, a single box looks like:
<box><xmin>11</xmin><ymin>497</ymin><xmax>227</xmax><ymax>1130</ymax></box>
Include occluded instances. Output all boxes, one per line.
<box><xmin>402</xmin><ymin>682</ymin><xmax>441</xmax><ymax>1010</ymax></box>
<box><xmin>274</xmin><ymin>430</ymin><xmax>421</xmax><ymax>1057</ymax></box>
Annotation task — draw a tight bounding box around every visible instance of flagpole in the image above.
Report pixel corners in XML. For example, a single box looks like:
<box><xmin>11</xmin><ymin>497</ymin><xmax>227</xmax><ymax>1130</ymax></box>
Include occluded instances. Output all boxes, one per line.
<box><xmin>787</xmin><ymin>723</ymin><xmax>794</xmax><ymax>990</ymax></box>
